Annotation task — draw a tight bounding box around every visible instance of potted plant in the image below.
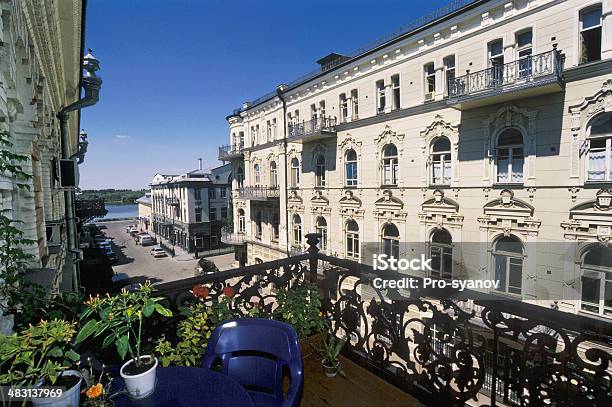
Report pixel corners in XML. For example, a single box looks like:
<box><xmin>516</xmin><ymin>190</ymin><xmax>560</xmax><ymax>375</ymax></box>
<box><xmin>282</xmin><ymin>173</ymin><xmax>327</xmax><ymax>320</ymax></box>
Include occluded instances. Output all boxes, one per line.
<box><xmin>317</xmin><ymin>332</ymin><xmax>346</xmax><ymax>378</ymax></box>
<box><xmin>0</xmin><ymin>319</ymin><xmax>82</xmax><ymax>407</ymax></box>
<box><xmin>80</xmin><ymin>359</ymin><xmax>117</xmax><ymax>407</ymax></box>
<box><xmin>76</xmin><ymin>282</ymin><xmax>172</xmax><ymax>399</ymax></box>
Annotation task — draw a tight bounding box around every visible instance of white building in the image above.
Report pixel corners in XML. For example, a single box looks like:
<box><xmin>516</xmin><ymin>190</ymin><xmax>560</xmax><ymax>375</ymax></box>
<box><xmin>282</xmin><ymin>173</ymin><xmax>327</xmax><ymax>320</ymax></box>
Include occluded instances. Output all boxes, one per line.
<box><xmin>222</xmin><ymin>0</ymin><xmax>612</xmax><ymax>317</ymax></box>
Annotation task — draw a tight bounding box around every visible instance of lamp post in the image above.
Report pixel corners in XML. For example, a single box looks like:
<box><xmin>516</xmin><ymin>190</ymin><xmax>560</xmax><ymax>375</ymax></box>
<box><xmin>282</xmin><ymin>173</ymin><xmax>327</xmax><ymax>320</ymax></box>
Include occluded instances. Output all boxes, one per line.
<box><xmin>165</xmin><ymin>196</ymin><xmax>179</xmax><ymax>255</ymax></box>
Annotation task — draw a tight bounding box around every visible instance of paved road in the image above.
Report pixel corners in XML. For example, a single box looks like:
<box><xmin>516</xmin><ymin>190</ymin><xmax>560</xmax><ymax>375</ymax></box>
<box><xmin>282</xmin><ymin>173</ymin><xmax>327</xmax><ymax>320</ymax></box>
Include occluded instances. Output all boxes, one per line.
<box><xmin>98</xmin><ymin>220</ymin><xmax>236</xmax><ymax>284</ymax></box>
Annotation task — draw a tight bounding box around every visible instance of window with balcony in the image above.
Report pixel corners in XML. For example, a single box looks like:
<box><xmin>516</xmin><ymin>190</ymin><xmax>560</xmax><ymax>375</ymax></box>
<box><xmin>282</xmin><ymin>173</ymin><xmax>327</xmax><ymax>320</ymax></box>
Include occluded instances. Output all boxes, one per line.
<box><xmin>382</xmin><ymin>144</ymin><xmax>398</xmax><ymax>186</ymax></box>
<box><xmin>586</xmin><ymin>113</ymin><xmax>612</xmax><ymax>182</ymax></box>
<box><xmin>209</xmin><ymin>207</ymin><xmax>216</xmax><ymax>222</ymax></box>
<box><xmin>255</xmin><ymin>211</ymin><xmax>262</xmax><ymax>239</ymax></box>
<box><xmin>290</xmin><ymin>158</ymin><xmax>300</xmax><ymax>188</ymax></box>
<box><xmin>236</xmin><ymin>166</ymin><xmax>244</xmax><ymax>188</ymax></box>
<box><xmin>272</xmin><ymin>213</ymin><xmax>279</xmax><ymax>241</ymax></box>
<box><xmin>580</xmin><ymin>5</ymin><xmax>602</xmax><ymax>64</ymax></box>
<box><xmin>319</xmin><ymin>100</ymin><xmax>326</xmax><ymax>117</ymax></box>
<box><xmin>310</xmin><ymin>104</ymin><xmax>317</xmax><ymax>121</ymax></box>
<box><xmin>316</xmin><ymin>216</ymin><xmax>327</xmax><ymax>251</ymax></box>
<box><xmin>238</xmin><ymin>131</ymin><xmax>244</xmax><ymax>148</ymax></box>
<box><xmin>431</xmin><ymin>137</ymin><xmax>452</xmax><ymax>185</ymax></box>
<box><xmin>443</xmin><ymin>56</ymin><xmax>455</xmax><ymax>93</ymax></box>
<box><xmin>339</xmin><ymin>93</ymin><xmax>348</xmax><ymax>122</ymax></box>
<box><xmin>424</xmin><ymin>63</ymin><xmax>435</xmax><ymax>100</ymax></box>
<box><xmin>580</xmin><ymin>245</ymin><xmax>612</xmax><ymax>316</ymax></box>
<box><xmin>488</xmin><ymin>39</ymin><xmax>504</xmax><ymax>83</ymax></box>
<box><xmin>492</xmin><ymin>235</ymin><xmax>523</xmax><ymax>295</ymax></box>
<box><xmin>315</xmin><ymin>155</ymin><xmax>326</xmax><ymax>187</ymax></box>
<box><xmin>345</xmin><ymin>149</ymin><xmax>358</xmax><ymax>187</ymax></box>
<box><xmin>496</xmin><ymin>128</ymin><xmax>524</xmax><ymax>184</ymax></box>
<box><xmin>391</xmin><ymin>74</ymin><xmax>400</xmax><ymax>110</ymax></box>
<box><xmin>292</xmin><ymin>214</ymin><xmax>302</xmax><ymax>245</ymax></box>
<box><xmin>430</xmin><ymin>229</ymin><xmax>452</xmax><ymax>279</ymax></box>
<box><xmin>270</xmin><ymin>161</ymin><xmax>278</xmax><ymax>187</ymax></box>
<box><xmin>345</xmin><ymin>220</ymin><xmax>360</xmax><ymax>259</ymax></box>
<box><xmin>238</xmin><ymin>209</ymin><xmax>245</xmax><ymax>233</ymax></box>
<box><xmin>351</xmin><ymin>89</ymin><xmax>359</xmax><ymax>120</ymax></box>
<box><xmin>195</xmin><ymin>208</ymin><xmax>202</xmax><ymax>222</ymax></box>
<box><xmin>516</xmin><ymin>29</ymin><xmax>533</xmax><ymax>78</ymax></box>
<box><xmin>376</xmin><ymin>80</ymin><xmax>386</xmax><ymax>114</ymax></box>
<box><xmin>381</xmin><ymin>223</ymin><xmax>399</xmax><ymax>258</ymax></box>
<box><xmin>254</xmin><ymin>163</ymin><xmax>261</xmax><ymax>185</ymax></box>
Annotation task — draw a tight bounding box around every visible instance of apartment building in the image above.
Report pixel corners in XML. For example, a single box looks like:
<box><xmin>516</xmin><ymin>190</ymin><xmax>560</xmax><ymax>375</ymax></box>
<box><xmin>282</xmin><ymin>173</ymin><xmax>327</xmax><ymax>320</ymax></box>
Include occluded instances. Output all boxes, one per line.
<box><xmin>0</xmin><ymin>0</ymin><xmax>100</xmax><ymax>305</ymax></box>
<box><xmin>150</xmin><ymin>162</ymin><xmax>231</xmax><ymax>253</ymax></box>
<box><xmin>221</xmin><ymin>0</ymin><xmax>612</xmax><ymax>317</ymax></box>
<box><xmin>136</xmin><ymin>193</ymin><xmax>152</xmax><ymax>232</ymax></box>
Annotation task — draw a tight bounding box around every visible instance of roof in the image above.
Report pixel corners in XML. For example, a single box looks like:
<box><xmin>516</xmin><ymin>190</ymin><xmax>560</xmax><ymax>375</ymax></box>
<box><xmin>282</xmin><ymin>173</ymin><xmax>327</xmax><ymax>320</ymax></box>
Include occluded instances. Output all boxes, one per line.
<box><xmin>136</xmin><ymin>195</ymin><xmax>151</xmax><ymax>206</ymax></box>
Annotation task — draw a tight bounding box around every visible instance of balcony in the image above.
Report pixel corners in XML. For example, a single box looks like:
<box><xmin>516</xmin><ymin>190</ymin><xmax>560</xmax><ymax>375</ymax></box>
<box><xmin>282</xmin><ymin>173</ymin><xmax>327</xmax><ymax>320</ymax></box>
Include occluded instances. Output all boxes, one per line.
<box><xmin>218</xmin><ymin>144</ymin><xmax>244</xmax><ymax>161</ymax></box>
<box><xmin>447</xmin><ymin>48</ymin><xmax>564</xmax><ymax>110</ymax></box>
<box><xmin>220</xmin><ymin>227</ymin><xmax>246</xmax><ymax>245</ymax></box>
<box><xmin>288</xmin><ymin>116</ymin><xmax>337</xmax><ymax>143</ymax></box>
<box><xmin>237</xmin><ymin>185</ymin><xmax>280</xmax><ymax>200</ymax></box>
<box><xmin>154</xmin><ymin>233</ymin><xmax>612</xmax><ymax>407</ymax></box>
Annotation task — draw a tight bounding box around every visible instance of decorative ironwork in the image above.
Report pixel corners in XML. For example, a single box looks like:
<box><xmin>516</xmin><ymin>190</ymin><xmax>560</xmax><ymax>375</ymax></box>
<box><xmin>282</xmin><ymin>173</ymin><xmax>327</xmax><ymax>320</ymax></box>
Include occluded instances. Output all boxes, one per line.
<box><xmin>288</xmin><ymin>116</ymin><xmax>337</xmax><ymax>141</ymax></box>
<box><xmin>448</xmin><ymin>48</ymin><xmax>564</xmax><ymax>104</ymax></box>
<box><xmin>218</xmin><ymin>144</ymin><xmax>244</xmax><ymax>161</ymax></box>
<box><xmin>220</xmin><ymin>227</ymin><xmax>246</xmax><ymax>245</ymax></box>
<box><xmin>238</xmin><ymin>186</ymin><xmax>280</xmax><ymax>200</ymax></box>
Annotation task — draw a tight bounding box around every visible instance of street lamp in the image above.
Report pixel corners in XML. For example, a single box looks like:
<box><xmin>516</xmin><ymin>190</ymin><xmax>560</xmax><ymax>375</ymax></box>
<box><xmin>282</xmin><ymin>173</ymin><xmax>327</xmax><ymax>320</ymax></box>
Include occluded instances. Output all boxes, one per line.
<box><xmin>165</xmin><ymin>196</ymin><xmax>179</xmax><ymax>255</ymax></box>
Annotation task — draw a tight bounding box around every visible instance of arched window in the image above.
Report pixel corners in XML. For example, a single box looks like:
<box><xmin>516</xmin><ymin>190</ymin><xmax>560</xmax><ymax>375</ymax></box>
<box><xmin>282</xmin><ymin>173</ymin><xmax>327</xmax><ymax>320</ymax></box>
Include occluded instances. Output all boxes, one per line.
<box><xmin>382</xmin><ymin>144</ymin><xmax>398</xmax><ymax>186</ymax></box>
<box><xmin>315</xmin><ymin>155</ymin><xmax>326</xmax><ymax>187</ymax></box>
<box><xmin>430</xmin><ymin>229</ymin><xmax>452</xmax><ymax>279</ymax></box>
<box><xmin>431</xmin><ymin>137</ymin><xmax>451</xmax><ymax>185</ymax></box>
<box><xmin>492</xmin><ymin>235</ymin><xmax>524</xmax><ymax>295</ymax></box>
<box><xmin>580</xmin><ymin>245</ymin><xmax>612</xmax><ymax>316</ymax></box>
<box><xmin>253</xmin><ymin>163</ymin><xmax>261</xmax><ymax>185</ymax></box>
<box><xmin>271</xmin><ymin>213</ymin><xmax>279</xmax><ymax>241</ymax></box>
<box><xmin>255</xmin><ymin>211</ymin><xmax>262</xmax><ymax>238</ymax></box>
<box><xmin>291</xmin><ymin>158</ymin><xmax>300</xmax><ymax>188</ymax></box>
<box><xmin>292</xmin><ymin>214</ymin><xmax>302</xmax><ymax>245</ymax></box>
<box><xmin>237</xmin><ymin>209</ymin><xmax>245</xmax><ymax>233</ymax></box>
<box><xmin>236</xmin><ymin>166</ymin><xmax>244</xmax><ymax>188</ymax></box>
<box><xmin>381</xmin><ymin>223</ymin><xmax>399</xmax><ymax>258</ymax></box>
<box><xmin>586</xmin><ymin>113</ymin><xmax>612</xmax><ymax>182</ymax></box>
<box><xmin>345</xmin><ymin>220</ymin><xmax>360</xmax><ymax>259</ymax></box>
<box><xmin>270</xmin><ymin>161</ymin><xmax>278</xmax><ymax>187</ymax></box>
<box><xmin>496</xmin><ymin>128</ymin><xmax>524</xmax><ymax>184</ymax></box>
<box><xmin>316</xmin><ymin>216</ymin><xmax>328</xmax><ymax>251</ymax></box>
<box><xmin>345</xmin><ymin>149</ymin><xmax>358</xmax><ymax>187</ymax></box>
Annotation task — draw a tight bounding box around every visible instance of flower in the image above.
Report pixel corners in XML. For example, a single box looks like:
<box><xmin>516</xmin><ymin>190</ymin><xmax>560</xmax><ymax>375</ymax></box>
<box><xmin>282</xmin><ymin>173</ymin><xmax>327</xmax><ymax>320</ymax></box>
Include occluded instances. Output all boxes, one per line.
<box><xmin>192</xmin><ymin>284</ymin><xmax>209</xmax><ymax>298</ymax></box>
<box><xmin>223</xmin><ymin>286</ymin><xmax>235</xmax><ymax>298</ymax></box>
<box><xmin>85</xmin><ymin>383</ymin><xmax>103</xmax><ymax>399</ymax></box>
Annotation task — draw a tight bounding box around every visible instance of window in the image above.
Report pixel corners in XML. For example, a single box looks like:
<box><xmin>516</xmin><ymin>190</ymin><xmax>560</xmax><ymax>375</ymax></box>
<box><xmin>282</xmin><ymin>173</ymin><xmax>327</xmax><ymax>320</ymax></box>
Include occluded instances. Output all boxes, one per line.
<box><xmin>345</xmin><ymin>149</ymin><xmax>358</xmax><ymax>187</ymax></box>
<box><xmin>272</xmin><ymin>118</ymin><xmax>277</xmax><ymax>140</ymax></box>
<box><xmin>209</xmin><ymin>207</ymin><xmax>216</xmax><ymax>221</ymax></box>
<box><xmin>272</xmin><ymin>213</ymin><xmax>279</xmax><ymax>241</ymax></box>
<box><xmin>492</xmin><ymin>235</ymin><xmax>523</xmax><ymax>295</ymax></box>
<box><xmin>310</xmin><ymin>104</ymin><xmax>317</xmax><ymax>121</ymax></box>
<box><xmin>376</xmin><ymin>80</ymin><xmax>386</xmax><ymax>113</ymax></box>
<box><xmin>319</xmin><ymin>101</ymin><xmax>326</xmax><ymax>118</ymax></box>
<box><xmin>580</xmin><ymin>5</ymin><xmax>602</xmax><ymax>64</ymax></box>
<box><xmin>290</xmin><ymin>158</ymin><xmax>300</xmax><ymax>187</ymax></box>
<box><xmin>351</xmin><ymin>89</ymin><xmax>359</xmax><ymax>120</ymax></box>
<box><xmin>238</xmin><ymin>209</ymin><xmax>245</xmax><ymax>233</ymax></box>
<box><xmin>587</xmin><ymin>113</ymin><xmax>612</xmax><ymax>181</ymax></box>
<box><xmin>488</xmin><ymin>39</ymin><xmax>504</xmax><ymax>83</ymax></box>
<box><xmin>266</xmin><ymin>120</ymin><xmax>272</xmax><ymax>142</ymax></box>
<box><xmin>339</xmin><ymin>93</ymin><xmax>348</xmax><ymax>122</ymax></box>
<box><xmin>292</xmin><ymin>214</ymin><xmax>302</xmax><ymax>245</ymax></box>
<box><xmin>221</xmin><ymin>207</ymin><xmax>228</xmax><ymax>219</ymax></box>
<box><xmin>194</xmin><ymin>188</ymin><xmax>201</xmax><ymax>201</ymax></box>
<box><xmin>443</xmin><ymin>55</ymin><xmax>455</xmax><ymax>92</ymax></box>
<box><xmin>238</xmin><ymin>132</ymin><xmax>244</xmax><ymax>148</ymax></box>
<box><xmin>430</xmin><ymin>229</ymin><xmax>452</xmax><ymax>279</ymax></box>
<box><xmin>270</xmin><ymin>161</ymin><xmax>278</xmax><ymax>187</ymax></box>
<box><xmin>315</xmin><ymin>155</ymin><xmax>326</xmax><ymax>187</ymax></box>
<box><xmin>496</xmin><ymin>128</ymin><xmax>524</xmax><ymax>183</ymax></box>
<box><xmin>345</xmin><ymin>220</ymin><xmax>360</xmax><ymax>259</ymax></box>
<box><xmin>255</xmin><ymin>211</ymin><xmax>262</xmax><ymax>238</ymax></box>
<box><xmin>381</xmin><ymin>223</ymin><xmax>399</xmax><ymax>258</ymax></box>
<box><xmin>391</xmin><ymin>74</ymin><xmax>400</xmax><ymax>110</ymax></box>
<box><xmin>516</xmin><ymin>30</ymin><xmax>533</xmax><ymax>78</ymax></box>
<box><xmin>382</xmin><ymin>144</ymin><xmax>398</xmax><ymax>186</ymax></box>
<box><xmin>431</xmin><ymin>137</ymin><xmax>452</xmax><ymax>185</ymax></box>
<box><xmin>425</xmin><ymin>63</ymin><xmax>436</xmax><ymax>96</ymax></box>
<box><xmin>220</xmin><ymin>187</ymin><xmax>226</xmax><ymax>198</ymax></box>
<box><xmin>254</xmin><ymin>163</ymin><xmax>261</xmax><ymax>185</ymax></box>
<box><xmin>236</xmin><ymin>167</ymin><xmax>244</xmax><ymax>188</ymax></box>
<box><xmin>580</xmin><ymin>245</ymin><xmax>612</xmax><ymax>316</ymax></box>
<box><xmin>316</xmin><ymin>217</ymin><xmax>328</xmax><ymax>251</ymax></box>
<box><xmin>195</xmin><ymin>207</ymin><xmax>202</xmax><ymax>222</ymax></box>
<box><xmin>209</xmin><ymin>188</ymin><xmax>216</xmax><ymax>199</ymax></box>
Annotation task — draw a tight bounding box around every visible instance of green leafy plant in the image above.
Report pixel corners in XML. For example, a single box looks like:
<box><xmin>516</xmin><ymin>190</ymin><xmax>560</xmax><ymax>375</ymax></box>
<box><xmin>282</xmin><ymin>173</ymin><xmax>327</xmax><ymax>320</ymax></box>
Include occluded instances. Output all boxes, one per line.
<box><xmin>0</xmin><ymin>319</ymin><xmax>80</xmax><ymax>386</ymax></box>
<box><xmin>275</xmin><ymin>283</ymin><xmax>325</xmax><ymax>339</ymax></box>
<box><xmin>317</xmin><ymin>332</ymin><xmax>347</xmax><ymax>367</ymax></box>
<box><xmin>76</xmin><ymin>282</ymin><xmax>172</xmax><ymax>367</ymax></box>
<box><xmin>80</xmin><ymin>358</ymin><xmax>117</xmax><ymax>407</ymax></box>
<box><xmin>155</xmin><ymin>302</ymin><xmax>212</xmax><ymax>367</ymax></box>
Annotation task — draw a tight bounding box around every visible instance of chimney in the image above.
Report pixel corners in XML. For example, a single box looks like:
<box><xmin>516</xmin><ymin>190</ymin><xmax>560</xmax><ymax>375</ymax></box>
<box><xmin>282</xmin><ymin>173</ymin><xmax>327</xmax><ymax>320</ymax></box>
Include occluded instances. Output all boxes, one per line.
<box><xmin>198</xmin><ymin>158</ymin><xmax>203</xmax><ymax>171</ymax></box>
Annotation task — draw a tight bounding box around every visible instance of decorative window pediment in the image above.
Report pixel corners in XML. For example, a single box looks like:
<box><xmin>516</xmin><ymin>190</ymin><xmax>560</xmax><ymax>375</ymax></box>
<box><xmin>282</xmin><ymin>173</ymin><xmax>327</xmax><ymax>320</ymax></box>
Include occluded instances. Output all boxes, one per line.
<box><xmin>569</xmin><ymin>79</ymin><xmax>612</xmax><ymax>134</ymax></box>
<box><xmin>562</xmin><ymin>189</ymin><xmax>612</xmax><ymax>243</ymax></box>
<box><xmin>310</xmin><ymin>190</ymin><xmax>329</xmax><ymax>205</ymax></box>
<box><xmin>478</xmin><ymin>189</ymin><xmax>540</xmax><ymax>236</ymax></box>
<box><xmin>374</xmin><ymin>125</ymin><xmax>404</xmax><ymax>155</ymax></box>
<box><xmin>418</xmin><ymin>189</ymin><xmax>463</xmax><ymax>228</ymax></box>
<box><xmin>338</xmin><ymin>135</ymin><xmax>362</xmax><ymax>160</ymax></box>
<box><xmin>287</xmin><ymin>189</ymin><xmax>303</xmax><ymax>204</ymax></box>
<box><xmin>373</xmin><ymin>190</ymin><xmax>406</xmax><ymax>220</ymax></box>
<box><xmin>339</xmin><ymin>190</ymin><xmax>361</xmax><ymax>207</ymax></box>
<box><xmin>420</xmin><ymin>115</ymin><xmax>459</xmax><ymax>144</ymax></box>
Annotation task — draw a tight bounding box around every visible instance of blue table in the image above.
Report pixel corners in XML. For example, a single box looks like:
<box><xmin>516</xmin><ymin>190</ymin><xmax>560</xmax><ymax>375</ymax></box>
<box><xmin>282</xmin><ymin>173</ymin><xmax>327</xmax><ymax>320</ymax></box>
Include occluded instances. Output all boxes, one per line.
<box><xmin>112</xmin><ymin>366</ymin><xmax>255</xmax><ymax>407</ymax></box>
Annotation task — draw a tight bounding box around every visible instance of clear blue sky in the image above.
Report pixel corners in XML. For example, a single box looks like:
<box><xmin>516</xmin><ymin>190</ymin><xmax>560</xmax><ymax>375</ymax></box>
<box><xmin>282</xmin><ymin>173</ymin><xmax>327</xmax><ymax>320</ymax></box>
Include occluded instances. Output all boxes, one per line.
<box><xmin>80</xmin><ymin>0</ymin><xmax>450</xmax><ymax>190</ymax></box>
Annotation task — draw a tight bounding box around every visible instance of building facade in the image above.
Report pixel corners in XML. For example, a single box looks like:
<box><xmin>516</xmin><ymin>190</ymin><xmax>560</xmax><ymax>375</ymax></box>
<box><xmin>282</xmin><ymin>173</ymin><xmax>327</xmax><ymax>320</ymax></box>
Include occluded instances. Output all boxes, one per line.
<box><xmin>222</xmin><ymin>0</ymin><xmax>612</xmax><ymax>317</ymax></box>
<box><xmin>136</xmin><ymin>193</ymin><xmax>152</xmax><ymax>232</ymax></box>
<box><xmin>150</xmin><ymin>162</ymin><xmax>231</xmax><ymax>253</ymax></box>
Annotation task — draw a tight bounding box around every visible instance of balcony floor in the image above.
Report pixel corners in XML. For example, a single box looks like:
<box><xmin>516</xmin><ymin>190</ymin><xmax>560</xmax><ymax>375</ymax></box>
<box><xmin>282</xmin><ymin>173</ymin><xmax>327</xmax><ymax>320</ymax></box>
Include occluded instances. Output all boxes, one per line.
<box><xmin>300</xmin><ymin>353</ymin><xmax>424</xmax><ymax>407</ymax></box>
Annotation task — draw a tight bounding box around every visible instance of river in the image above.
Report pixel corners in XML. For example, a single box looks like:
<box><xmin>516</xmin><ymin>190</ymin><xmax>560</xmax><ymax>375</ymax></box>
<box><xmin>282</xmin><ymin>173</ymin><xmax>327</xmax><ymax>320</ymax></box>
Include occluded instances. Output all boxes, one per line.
<box><xmin>98</xmin><ymin>204</ymin><xmax>138</xmax><ymax>220</ymax></box>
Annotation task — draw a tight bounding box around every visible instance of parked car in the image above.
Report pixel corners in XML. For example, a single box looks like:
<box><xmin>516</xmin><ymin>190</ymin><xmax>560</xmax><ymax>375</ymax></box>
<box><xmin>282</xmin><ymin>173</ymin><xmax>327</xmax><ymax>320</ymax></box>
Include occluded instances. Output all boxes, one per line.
<box><xmin>140</xmin><ymin>235</ymin><xmax>155</xmax><ymax>246</ymax></box>
<box><xmin>129</xmin><ymin>226</ymin><xmax>139</xmax><ymax>235</ymax></box>
<box><xmin>102</xmin><ymin>245</ymin><xmax>117</xmax><ymax>262</ymax></box>
<box><xmin>150</xmin><ymin>247</ymin><xmax>167</xmax><ymax>258</ymax></box>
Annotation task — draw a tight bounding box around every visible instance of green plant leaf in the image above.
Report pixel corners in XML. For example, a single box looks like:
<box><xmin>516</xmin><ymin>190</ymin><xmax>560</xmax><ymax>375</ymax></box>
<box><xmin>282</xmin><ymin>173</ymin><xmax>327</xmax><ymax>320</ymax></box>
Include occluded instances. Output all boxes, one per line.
<box><xmin>154</xmin><ymin>303</ymin><xmax>172</xmax><ymax>317</ymax></box>
<box><xmin>75</xmin><ymin>320</ymin><xmax>99</xmax><ymax>343</ymax></box>
<box><xmin>116</xmin><ymin>335</ymin><xmax>129</xmax><ymax>360</ymax></box>
<box><xmin>65</xmin><ymin>349</ymin><xmax>80</xmax><ymax>362</ymax></box>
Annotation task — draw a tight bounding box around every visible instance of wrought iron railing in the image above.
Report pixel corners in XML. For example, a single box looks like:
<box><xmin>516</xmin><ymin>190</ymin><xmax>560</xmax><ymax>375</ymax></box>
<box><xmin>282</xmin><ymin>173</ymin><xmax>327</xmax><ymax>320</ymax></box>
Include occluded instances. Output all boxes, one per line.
<box><xmin>288</xmin><ymin>116</ymin><xmax>337</xmax><ymax>140</ymax></box>
<box><xmin>218</xmin><ymin>144</ymin><xmax>244</xmax><ymax>160</ymax></box>
<box><xmin>220</xmin><ymin>227</ymin><xmax>246</xmax><ymax>245</ymax></box>
<box><xmin>155</xmin><ymin>234</ymin><xmax>612</xmax><ymax>406</ymax></box>
<box><xmin>448</xmin><ymin>48</ymin><xmax>564</xmax><ymax>101</ymax></box>
<box><xmin>237</xmin><ymin>185</ymin><xmax>280</xmax><ymax>200</ymax></box>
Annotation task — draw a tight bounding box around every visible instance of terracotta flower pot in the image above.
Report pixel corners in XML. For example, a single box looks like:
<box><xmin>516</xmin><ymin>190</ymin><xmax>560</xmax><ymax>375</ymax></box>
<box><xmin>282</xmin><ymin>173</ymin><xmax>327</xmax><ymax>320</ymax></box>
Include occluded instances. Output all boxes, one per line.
<box><xmin>322</xmin><ymin>359</ymin><xmax>340</xmax><ymax>378</ymax></box>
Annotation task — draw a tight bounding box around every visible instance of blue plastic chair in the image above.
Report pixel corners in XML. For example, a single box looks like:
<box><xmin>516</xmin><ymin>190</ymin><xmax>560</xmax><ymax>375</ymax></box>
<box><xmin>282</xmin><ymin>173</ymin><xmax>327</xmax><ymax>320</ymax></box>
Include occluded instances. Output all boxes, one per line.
<box><xmin>201</xmin><ymin>318</ymin><xmax>304</xmax><ymax>407</ymax></box>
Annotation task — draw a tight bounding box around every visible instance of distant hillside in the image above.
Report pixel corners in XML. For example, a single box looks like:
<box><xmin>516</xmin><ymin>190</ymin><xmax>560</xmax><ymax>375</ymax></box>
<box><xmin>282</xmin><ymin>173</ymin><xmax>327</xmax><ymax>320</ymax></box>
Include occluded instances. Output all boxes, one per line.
<box><xmin>77</xmin><ymin>189</ymin><xmax>148</xmax><ymax>205</ymax></box>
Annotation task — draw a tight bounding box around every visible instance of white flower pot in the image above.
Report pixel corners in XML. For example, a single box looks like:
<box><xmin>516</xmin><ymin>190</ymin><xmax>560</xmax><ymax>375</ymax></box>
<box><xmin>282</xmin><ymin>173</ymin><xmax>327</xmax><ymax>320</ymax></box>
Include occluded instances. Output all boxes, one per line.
<box><xmin>322</xmin><ymin>359</ymin><xmax>340</xmax><ymax>378</ymax></box>
<box><xmin>120</xmin><ymin>356</ymin><xmax>158</xmax><ymax>399</ymax></box>
<box><xmin>31</xmin><ymin>370</ymin><xmax>82</xmax><ymax>407</ymax></box>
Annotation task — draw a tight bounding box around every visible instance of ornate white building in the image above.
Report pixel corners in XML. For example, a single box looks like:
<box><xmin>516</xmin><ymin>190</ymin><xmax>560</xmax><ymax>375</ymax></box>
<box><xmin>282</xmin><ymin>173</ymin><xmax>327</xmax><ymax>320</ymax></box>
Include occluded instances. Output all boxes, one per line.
<box><xmin>221</xmin><ymin>0</ymin><xmax>612</xmax><ymax>317</ymax></box>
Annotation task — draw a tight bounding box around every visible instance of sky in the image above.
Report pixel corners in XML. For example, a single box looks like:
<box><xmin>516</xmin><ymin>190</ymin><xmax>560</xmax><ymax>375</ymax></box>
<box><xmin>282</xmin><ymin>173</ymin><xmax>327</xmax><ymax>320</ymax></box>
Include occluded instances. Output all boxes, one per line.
<box><xmin>80</xmin><ymin>0</ymin><xmax>452</xmax><ymax>190</ymax></box>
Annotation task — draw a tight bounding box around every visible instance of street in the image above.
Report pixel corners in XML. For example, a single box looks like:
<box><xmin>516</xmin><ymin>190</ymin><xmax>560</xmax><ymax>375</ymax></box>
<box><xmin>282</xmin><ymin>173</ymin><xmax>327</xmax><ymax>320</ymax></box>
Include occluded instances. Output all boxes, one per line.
<box><xmin>98</xmin><ymin>220</ymin><xmax>236</xmax><ymax>284</ymax></box>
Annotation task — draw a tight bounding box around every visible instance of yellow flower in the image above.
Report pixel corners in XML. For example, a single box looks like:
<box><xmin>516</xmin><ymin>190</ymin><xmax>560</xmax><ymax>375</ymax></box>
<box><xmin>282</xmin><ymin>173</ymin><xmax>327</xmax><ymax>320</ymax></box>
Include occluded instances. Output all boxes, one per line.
<box><xmin>86</xmin><ymin>383</ymin><xmax>103</xmax><ymax>399</ymax></box>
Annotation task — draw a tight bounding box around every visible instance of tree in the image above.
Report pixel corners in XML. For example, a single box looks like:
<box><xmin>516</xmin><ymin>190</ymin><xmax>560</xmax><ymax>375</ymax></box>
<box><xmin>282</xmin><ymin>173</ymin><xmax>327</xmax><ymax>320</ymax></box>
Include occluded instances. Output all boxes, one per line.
<box><xmin>75</xmin><ymin>198</ymin><xmax>108</xmax><ymax>223</ymax></box>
